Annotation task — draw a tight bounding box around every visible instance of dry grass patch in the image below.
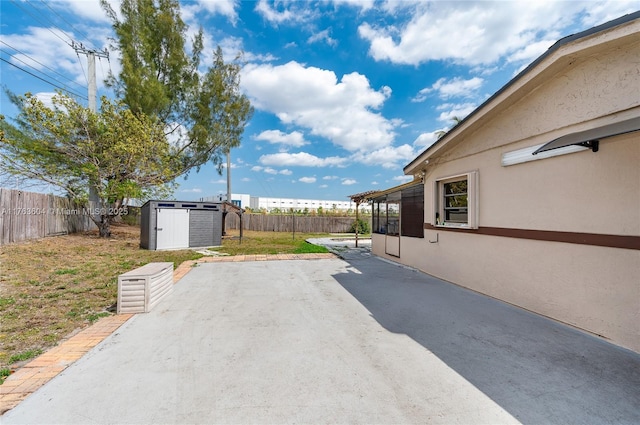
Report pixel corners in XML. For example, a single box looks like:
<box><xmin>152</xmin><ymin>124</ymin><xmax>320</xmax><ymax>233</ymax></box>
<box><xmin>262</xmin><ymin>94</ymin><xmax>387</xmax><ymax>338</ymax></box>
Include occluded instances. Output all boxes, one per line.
<box><xmin>0</xmin><ymin>224</ymin><xmax>202</xmax><ymax>375</ymax></box>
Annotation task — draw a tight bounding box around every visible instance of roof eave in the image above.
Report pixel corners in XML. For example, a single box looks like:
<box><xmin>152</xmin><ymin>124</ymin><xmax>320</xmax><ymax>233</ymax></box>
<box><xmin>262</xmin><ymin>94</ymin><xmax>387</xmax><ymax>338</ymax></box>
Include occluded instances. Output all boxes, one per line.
<box><xmin>369</xmin><ymin>179</ymin><xmax>423</xmax><ymax>201</ymax></box>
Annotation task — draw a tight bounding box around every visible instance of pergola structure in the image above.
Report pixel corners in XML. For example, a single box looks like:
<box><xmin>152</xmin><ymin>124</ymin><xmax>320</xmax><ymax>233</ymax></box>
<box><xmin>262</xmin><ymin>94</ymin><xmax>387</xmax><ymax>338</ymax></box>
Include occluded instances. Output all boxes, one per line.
<box><xmin>348</xmin><ymin>190</ymin><xmax>379</xmax><ymax>247</ymax></box>
<box><xmin>221</xmin><ymin>201</ymin><xmax>244</xmax><ymax>243</ymax></box>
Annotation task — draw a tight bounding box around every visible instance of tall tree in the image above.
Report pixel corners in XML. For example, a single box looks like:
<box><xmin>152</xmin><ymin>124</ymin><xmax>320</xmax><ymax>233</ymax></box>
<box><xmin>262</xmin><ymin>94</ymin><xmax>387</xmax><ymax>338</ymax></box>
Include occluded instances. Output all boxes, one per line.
<box><xmin>101</xmin><ymin>0</ymin><xmax>253</xmax><ymax>176</ymax></box>
<box><xmin>0</xmin><ymin>93</ymin><xmax>176</xmax><ymax>236</ymax></box>
<box><xmin>0</xmin><ymin>0</ymin><xmax>252</xmax><ymax>238</ymax></box>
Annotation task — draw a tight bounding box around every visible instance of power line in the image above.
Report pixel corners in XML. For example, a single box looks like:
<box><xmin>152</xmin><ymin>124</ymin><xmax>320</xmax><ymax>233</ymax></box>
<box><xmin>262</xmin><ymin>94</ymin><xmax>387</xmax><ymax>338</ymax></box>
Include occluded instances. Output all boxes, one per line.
<box><xmin>0</xmin><ymin>48</ymin><xmax>87</xmax><ymax>96</ymax></box>
<box><xmin>7</xmin><ymin>0</ymin><xmax>113</xmax><ymax>108</ymax></box>
<box><xmin>0</xmin><ymin>41</ymin><xmax>87</xmax><ymax>92</ymax></box>
<box><xmin>0</xmin><ymin>57</ymin><xmax>88</xmax><ymax>100</ymax></box>
<box><xmin>35</xmin><ymin>0</ymin><xmax>98</xmax><ymax>52</ymax></box>
<box><xmin>98</xmin><ymin>56</ymin><xmax>107</xmax><ymax>80</ymax></box>
<box><xmin>75</xmin><ymin>49</ymin><xmax>88</xmax><ymax>85</ymax></box>
<box><xmin>9</xmin><ymin>0</ymin><xmax>74</xmax><ymax>47</ymax></box>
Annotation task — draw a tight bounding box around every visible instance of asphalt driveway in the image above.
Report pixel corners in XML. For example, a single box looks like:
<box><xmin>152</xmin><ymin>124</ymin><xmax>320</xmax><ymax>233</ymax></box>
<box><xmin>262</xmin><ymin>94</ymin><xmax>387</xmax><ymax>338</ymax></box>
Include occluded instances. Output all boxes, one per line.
<box><xmin>3</xmin><ymin>253</ymin><xmax>639</xmax><ymax>424</ymax></box>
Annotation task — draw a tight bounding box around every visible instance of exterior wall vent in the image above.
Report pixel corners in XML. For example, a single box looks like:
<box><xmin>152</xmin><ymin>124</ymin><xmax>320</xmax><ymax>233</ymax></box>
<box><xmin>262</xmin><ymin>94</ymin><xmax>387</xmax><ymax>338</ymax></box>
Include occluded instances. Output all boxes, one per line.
<box><xmin>117</xmin><ymin>262</ymin><xmax>174</xmax><ymax>314</ymax></box>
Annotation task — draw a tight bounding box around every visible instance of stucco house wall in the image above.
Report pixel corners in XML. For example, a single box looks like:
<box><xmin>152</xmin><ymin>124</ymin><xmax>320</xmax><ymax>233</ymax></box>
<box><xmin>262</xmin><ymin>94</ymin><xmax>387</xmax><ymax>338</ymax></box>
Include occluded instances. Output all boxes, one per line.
<box><xmin>374</xmin><ymin>14</ymin><xmax>640</xmax><ymax>352</ymax></box>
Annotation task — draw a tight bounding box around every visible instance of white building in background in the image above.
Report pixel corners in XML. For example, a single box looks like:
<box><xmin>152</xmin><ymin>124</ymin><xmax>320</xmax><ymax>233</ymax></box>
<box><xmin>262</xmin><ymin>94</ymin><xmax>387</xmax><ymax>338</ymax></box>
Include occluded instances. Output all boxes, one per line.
<box><xmin>200</xmin><ymin>193</ymin><xmax>370</xmax><ymax>213</ymax></box>
<box><xmin>200</xmin><ymin>193</ymin><xmax>251</xmax><ymax>208</ymax></box>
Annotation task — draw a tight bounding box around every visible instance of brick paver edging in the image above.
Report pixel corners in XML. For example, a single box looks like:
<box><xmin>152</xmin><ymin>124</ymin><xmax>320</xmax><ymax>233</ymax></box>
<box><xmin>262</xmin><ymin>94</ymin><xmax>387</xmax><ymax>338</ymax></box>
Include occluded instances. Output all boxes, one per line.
<box><xmin>0</xmin><ymin>314</ymin><xmax>133</xmax><ymax>415</ymax></box>
<box><xmin>0</xmin><ymin>252</ymin><xmax>336</xmax><ymax>415</ymax></box>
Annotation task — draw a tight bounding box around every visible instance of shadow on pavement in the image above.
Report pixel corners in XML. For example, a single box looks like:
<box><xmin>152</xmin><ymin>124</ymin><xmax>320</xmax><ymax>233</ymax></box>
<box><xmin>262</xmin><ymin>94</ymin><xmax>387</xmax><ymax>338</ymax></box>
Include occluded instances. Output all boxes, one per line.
<box><xmin>332</xmin><ymin>253</ymin><xmax>640</xmax><ymax>424</ymax></box>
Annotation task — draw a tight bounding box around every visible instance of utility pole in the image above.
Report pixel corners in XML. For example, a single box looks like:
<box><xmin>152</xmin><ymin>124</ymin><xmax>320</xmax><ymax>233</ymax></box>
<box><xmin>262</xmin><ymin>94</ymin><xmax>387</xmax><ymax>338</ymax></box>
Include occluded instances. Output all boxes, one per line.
<box><xmin>72</xmin><ymin>42</ymin><xmax>109</xmax><ymax>219</ymax></box>
<box><xmin>221</xmin><ymin>149</ymin><xmax>232</xmax><ymax>237</ymax></box>
<box><xmin>226</xmin><ymin>150</ymin><xmax>231</xmax><ymax>205</ymax></box>
<box><xmin>71</xmin><ymin>42</ymin><xmax>109</xmax><ymax>112</ymax></box>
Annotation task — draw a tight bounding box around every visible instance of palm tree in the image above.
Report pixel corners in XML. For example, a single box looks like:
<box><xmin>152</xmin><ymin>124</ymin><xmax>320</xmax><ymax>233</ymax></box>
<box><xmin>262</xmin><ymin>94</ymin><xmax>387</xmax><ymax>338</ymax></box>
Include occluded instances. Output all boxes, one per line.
<box><xmin>435</xmin><ymin>116</ymin><xmax>462</xmax><ymax>139</ymax></box>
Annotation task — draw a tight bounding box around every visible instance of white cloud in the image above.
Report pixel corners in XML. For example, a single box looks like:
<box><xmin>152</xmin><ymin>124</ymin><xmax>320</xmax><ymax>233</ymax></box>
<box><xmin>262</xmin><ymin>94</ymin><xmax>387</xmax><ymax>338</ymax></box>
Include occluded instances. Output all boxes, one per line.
<box><xmin>579</xmin><ymin>0</ymin><xmax>640</xmax><ymax>26</ymax></box>
<box><xmin>323</xmin><ymin>175</ymin><xmax>339</xmax><ymax>180</ymax></box>
<box><xmin>33</xmin><ymin>92</ymin><xmax>57</xmax><ymax>109</ymax></box>
<box><xmin>216</xmin><ymin>36</ymin><xmax>277</xmax><ymax>64</ymax></box>
<box><xmin>342</xmin><ymin>179</ymin><xmax>357</xmax><ymax>185</ymax></box>
<box><xmin>184</xmin><ymin>0</ymin><xmax>239</xmax><ymax>24</ymax></box>
<box><xmin>299</xmin><ymin>177</ymin><xmax>317</xmax><ymax>183</ymax></box>
<box><xmin>259</xmin><ymin>152</ymin><xmax>347</xmax><ymax>167</ymax></box>
<box><xmin>221</xmin><ymin>161</ymin><xmax>238</xmax><ymax>170</ymax></box>
<box><xmin>252</xmin><ymin>165</ymin><xmax>293</xmax><ymax>175</ymax></box>
<box><xmin>255</xmin><ymin>0</ymin><xmax>294</xmax><ymax>23</ymax></box>
<box><xmin>57</xmin><ymin>0</ymin><xmax>116</xmax><ymax>23</ymax></box>
<box><xmin>164</xmin><ymin>122</ymin><xmax>189</xmax><ymax>148</ymax></box>
<box><xmin>414</xmin><ymin>77</ymin><xmax>484</xmax><ymax>102</ymax></box>
<box><xmin>254</xmin><ymin>0</ymin><xmax>315</xmax><ymax>25</ymax></box>
<box><xmin>331</xmin><ymin>0</ymin><xmax>375</xmax><ymax>12</ymax></box>
<box><xmin>241</xmin><ymin>61</ymin><xmax>396</xmax><ymax>154</ymax></box>
<box><xmin>393</xmin><ymin>175</ymin><xmax>414</xmax><ymax>183</ymax></box>
<box><xmin>308</xmin><ymin>29</ymin><xmax>338</xmax><ymax>47</ymax></box>
<box><xmin>413</xmin><ymin>132</ymin><xmax>440</xmax><ymax>149</ymax></box>
<box><xmin>357</xmin><ymin>1</ymin><xmax>591</xmax><ymax>66</ymax></box>
<box><xmin>254</xmin><ymin>130</ymin><xmax>308</xmax><ymax>147</ymax></box>
<box><xmin>436</xmin><ymin>103</ymin><xmax>477</xmax><ymax>123</ymax></box>
<box><xmin>351</xmin><ymin>144</ymin><xmax>416</xmax><ymax>169</ymax></box>
<box><xmin>507</xmin><ymin>39</ymin><xmax>556</xmax><ymax>64</ymax></box>
<box><xmin>182</xmin><ymin>188</ymin><xmax>202</xmax><ymax>193</ymax></box>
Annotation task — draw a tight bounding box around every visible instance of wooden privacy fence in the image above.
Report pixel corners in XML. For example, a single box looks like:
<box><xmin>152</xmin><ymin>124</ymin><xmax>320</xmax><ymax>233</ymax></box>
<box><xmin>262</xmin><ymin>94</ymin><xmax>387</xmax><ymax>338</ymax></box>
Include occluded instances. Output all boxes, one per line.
<box><xmin>225</xmin><ymin>213</ymin><xmax>362</xmax><ymax>233</ymax></box>
<box><xmin>0</xmin><ymin>188</ymin><xmax>97</xmax><ymax>245</ymax></box>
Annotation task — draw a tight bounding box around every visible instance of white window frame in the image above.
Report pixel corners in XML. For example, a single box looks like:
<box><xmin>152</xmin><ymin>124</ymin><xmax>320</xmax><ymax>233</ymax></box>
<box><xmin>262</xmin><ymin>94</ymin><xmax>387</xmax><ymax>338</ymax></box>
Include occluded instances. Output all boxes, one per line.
<box><xmin>433</xmin><ymin>171</ymin><xmax>478</xmax><ymax>229</ymax></box>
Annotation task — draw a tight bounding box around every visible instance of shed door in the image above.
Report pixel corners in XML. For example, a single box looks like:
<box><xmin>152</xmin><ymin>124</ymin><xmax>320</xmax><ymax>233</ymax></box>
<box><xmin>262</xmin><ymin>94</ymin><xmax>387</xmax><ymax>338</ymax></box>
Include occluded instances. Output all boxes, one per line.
<box><xmin>189</xmin><ymin>210</ymin><xmax>214</xmax><ymax>248</ymax></box>
<box><xmin>156</xmin><ymin>209</ymin><xmax>190</xmax><ymax>250</ymax></box>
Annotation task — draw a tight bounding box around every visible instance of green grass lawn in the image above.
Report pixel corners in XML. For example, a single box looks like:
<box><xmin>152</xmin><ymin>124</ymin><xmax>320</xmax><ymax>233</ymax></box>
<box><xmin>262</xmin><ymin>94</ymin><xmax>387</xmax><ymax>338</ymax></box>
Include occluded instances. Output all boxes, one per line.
<box><xmin>218</xmin><ymin>229</ymin><xmax>330</xmax><ymax>255</ymax></box>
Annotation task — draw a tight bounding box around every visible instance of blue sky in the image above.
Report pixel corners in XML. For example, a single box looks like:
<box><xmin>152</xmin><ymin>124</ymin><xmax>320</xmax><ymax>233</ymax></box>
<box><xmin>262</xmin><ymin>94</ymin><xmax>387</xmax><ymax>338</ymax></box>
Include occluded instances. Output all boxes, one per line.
<box><xmin>1</xmin><ymin>1</ymin><xmax>638</xmax><ymax>202</ymax></box>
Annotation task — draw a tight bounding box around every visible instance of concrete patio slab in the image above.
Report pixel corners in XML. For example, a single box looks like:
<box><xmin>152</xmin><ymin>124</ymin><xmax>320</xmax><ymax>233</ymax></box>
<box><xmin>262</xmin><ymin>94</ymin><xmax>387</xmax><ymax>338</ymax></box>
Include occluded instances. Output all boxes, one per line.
<box><xmin>2</xmin><ymin>252</ymin><xmax>638</xmax><ymax>424</ymax></box>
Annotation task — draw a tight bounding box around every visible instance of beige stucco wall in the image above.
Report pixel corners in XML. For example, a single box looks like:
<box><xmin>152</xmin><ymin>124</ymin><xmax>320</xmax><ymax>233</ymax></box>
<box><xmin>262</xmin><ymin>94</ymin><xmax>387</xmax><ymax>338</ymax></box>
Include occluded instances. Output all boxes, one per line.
<box><xmin>422</xmin><ymin>129</ymin><xmax>640</xmax><ymax>352</ymax></box>
<box><xmin>377</xmin><ymin>28</ymin><xmax>640</xmax><ymax>352</ymax></box>
<box><xmin>430</xmin><ymin>131</ymin><xmax>639</xmax><ymax>235</ymax></box>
